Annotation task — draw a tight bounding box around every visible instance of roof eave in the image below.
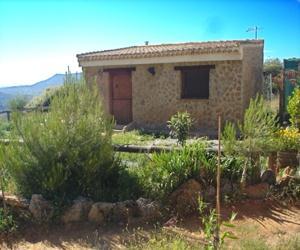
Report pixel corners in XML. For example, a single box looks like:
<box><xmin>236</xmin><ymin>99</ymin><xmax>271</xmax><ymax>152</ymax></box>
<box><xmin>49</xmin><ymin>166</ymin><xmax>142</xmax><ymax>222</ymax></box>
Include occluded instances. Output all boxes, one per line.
<box><xmin>78</xmin><ymin>51</ymin><xmax>243</xmax><ymax>67</ymax></box>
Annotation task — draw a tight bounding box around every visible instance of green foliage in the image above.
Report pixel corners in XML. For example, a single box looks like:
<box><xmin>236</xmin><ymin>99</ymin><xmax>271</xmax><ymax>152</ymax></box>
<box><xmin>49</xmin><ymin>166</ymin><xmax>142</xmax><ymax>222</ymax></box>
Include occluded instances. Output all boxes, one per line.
<box><xmin>223</xmin><ymin>95</ymin><xmax>279</xmax><ymax>157</ymax></box>
<box><xmin>0</xmin><ymin>119</ymin><xmax>11</xmax><ymax>138</ymax></box>
<box><xmin>9</xmin><ymin>95</ymin><xmax>29</xmax><ymax>111</ymax></box>
<box><xmin>222</xmin><ymin>95</ymin><xmax>279</xmax><ymax>186</ymax></box>
<box><xmin>0</xmin><ymin>208</ymin><xmax>17</xmax><ymax>233</ymax></box>
<box><xmin>25</xmin><ymin>87</ymin><xmax>62</xmax><ymax>109</ymax></box>
<box><xmin>239</xmin><ymin>95</ymin><xmax>278</xmax><ymax>154</ymax></box>
<box><xmin>4</xmin><ymin>77</ymin><xmax>135</xmax><ymax>202</ymax></box>
<box><xmin>263</xmin><ymin>58</ymin><xmax>283</xmax><ymax>77</ymax></box>
<box><xmin>287</xmin><ymin>87</ymin><xmax>300</xmax><ymax>127</ymax></box>
<box><xmin>276</xmin><ymin>127</ymin><xmax>300</xmax><ymax>151</ymax></box>
<box><xmin>198</xmin><ymin>198</ymin><xmax>237</xmax><ymax>250</ymax></box>
<box><xmin>221</xmin><ymin>156</ymin><xmax>244</xmax><ymax>184</ymax></box>
<box><xmin>132</xmin><ymin>140</ymin><xmax>244</xmax><ymax>202</ymax></box>
<box><xmin>135</xmin><ymin>142</ymin><xmax>210</xmax><ymax>200</ymax></box>
<box><xmin>168</xmin><ymin>112</ymin><xmax>193</xmax><ymax>146</ymax></box>
<box><xmin>222</xmin><ymin>122</ymin><xmax>237</xmax><ymax>155</ymax></box>
<box><xmin>268</xmin><ymin>177</ymin><xmax>300</xmax><ymax>203</ymax></box>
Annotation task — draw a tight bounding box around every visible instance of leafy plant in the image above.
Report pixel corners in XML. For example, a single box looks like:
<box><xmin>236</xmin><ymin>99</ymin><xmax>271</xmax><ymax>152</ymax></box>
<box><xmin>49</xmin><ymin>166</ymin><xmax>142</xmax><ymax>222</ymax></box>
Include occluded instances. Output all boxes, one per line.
<box><xmin>222</xmin><ymin>95</ymin><xmax>279</xmax><ymax>187</ymax></box>
<box><xmin>168</xmin><ymin>111</ymin><xmax>193</xmax><ymax>146</ymax></box>
<box><xmin>268</xmin><ymin>177</ymin><xmax>300</xmax><ymax>203</ymax></box>
<box><xmin>222</xmin><ymin>122</ymin><xmax>237</xmax><ymax>155</ymax></box>
<box><xmin>135</xmin><ymin>141</ymin><xmax>211</xmax><ymax>200</ymax></box>
<box><xmin>0</xmin><ymin>208</ymin><xmax>17</xmax><ymax>233</ymax></box>
<box><xmin>287</xmin><ymin>87</ymin><xmax>300</xmax><ymax>127</ymax></box>
<box><xmin>9</xmin><ymin>95</ymin><xmax>29</xmax><ymax>111</ymax></box>
<box><xmin>4</xmin><ymin>76</ymin><xmax>132</xmax><ymax>203</ymax></box>
<box><xmin>276</xmin><ymin>127</ymin><xmax>300</xmax><ymax>151</ymax></box>
<box><xmin>25</xmin><ymin>87</ymin><xmax>62</xmax><ymax>109</ymax></box>
<box><xmin>0</xmin><ymin>119</ymin><xmax>11</xmax><ymax>138</ymax></box>
<box><xmin>198</xmin><ymin>198</ymin><xmax>237</xmax><ymax>250</ymax></box>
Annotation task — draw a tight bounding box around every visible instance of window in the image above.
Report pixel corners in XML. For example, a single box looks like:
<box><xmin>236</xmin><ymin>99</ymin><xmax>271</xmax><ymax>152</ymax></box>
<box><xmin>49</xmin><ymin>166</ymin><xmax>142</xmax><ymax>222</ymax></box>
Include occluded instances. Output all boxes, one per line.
<box><xmin>175</xmin><ymin>65</ymin><xmax>215</xmax><ymax>99</ymax></box>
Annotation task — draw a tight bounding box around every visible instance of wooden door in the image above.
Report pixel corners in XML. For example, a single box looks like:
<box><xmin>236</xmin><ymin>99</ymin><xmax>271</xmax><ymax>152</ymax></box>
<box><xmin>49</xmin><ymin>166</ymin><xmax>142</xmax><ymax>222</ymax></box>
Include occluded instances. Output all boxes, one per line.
<box><xmin>110</xmin><ymin>70</ymin><xmax>132</xmax><ymax>124</ymax></box>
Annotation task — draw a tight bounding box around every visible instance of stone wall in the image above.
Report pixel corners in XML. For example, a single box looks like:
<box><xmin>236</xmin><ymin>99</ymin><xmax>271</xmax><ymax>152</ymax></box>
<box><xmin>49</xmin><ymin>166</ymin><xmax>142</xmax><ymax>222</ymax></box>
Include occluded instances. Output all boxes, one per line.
<box><xmin>83</xmin><ymin>67</ymin><xmax>110</xmax><ymax>114</ymax></box>
<box><xmin>83</xmin><ymin>49</ymin><xmax>263</xmax><ymax>135</ymax></box>
<box><xmin>241</xmin><ymin>44</ymin><xmax>264</xmax><ymax>111</ymax></box>
<box><xmin>131</xmin><ymin>61</ymin><xmax>243</xmax><ymax>132</ymax></box>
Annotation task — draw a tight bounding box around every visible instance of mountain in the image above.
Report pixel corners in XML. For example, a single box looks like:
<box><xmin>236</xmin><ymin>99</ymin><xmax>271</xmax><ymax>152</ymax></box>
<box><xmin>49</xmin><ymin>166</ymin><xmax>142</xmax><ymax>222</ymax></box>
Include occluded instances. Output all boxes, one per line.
<box><xmin>0</xmin><ymin>73</ymin><xmax>82</xmax><ymax>111</ymax></box>
<box><xmin>0</xmin><ymin>92</ymin><xmax>12</xmax><ymax>111</ymax></box>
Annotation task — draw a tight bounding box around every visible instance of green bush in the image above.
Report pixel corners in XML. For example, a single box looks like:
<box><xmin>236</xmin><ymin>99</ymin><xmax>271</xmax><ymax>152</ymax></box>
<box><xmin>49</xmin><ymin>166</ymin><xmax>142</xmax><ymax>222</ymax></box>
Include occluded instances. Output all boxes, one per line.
<box><xmin>5</xmin><ymin>79</ymin><xmax>135</xmax><ymax>202</ymax></box>
<box><xmin>168</xmin><ymin>111</ymin><xmax>193</xmax><ymax>146</ymax></box>
<box><xmin>0</xmin><ymin>119</ymin><xmax>11</xmax><ymax>138</ymax></box>
<box><xmin>135</xmin><ymin>141</ymin><xmax>214</xmax><ymax>200</ymax></box>
<box><xmin>0</xmin><ymin>208</ymin><xmax>17</xmax><ymax>233</ymax></box>
<box><xmin>222</xmin><ymin>95</ymin><xmax>278</xmax><ymax>186</ymax></box>
<box><xmin>25</xmin><ymin>87</ymin><xmax>61</xmax><ymax>109</ymax></box>
<box><xmin>287</xmin><ymin>87</ymin><xmax>300</xmax><ymax>127</ymax></box>
<box><xmin>9</xmin><ymin>95</ymin><xmax>29</xmax><ymax>111</ymax></box>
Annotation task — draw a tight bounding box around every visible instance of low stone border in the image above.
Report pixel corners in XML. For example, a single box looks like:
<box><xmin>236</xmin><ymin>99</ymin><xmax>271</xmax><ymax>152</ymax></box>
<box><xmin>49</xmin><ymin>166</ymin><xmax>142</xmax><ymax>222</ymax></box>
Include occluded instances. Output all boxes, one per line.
<box><xmin>0</xmin><ymin>192</ymin><xmax>161</xmax><ymax>225</ymax></box>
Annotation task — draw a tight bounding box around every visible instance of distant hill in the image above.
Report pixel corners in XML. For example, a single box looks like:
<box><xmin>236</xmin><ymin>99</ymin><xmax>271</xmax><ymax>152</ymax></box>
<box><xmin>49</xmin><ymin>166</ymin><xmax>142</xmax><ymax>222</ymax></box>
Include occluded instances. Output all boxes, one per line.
<box><xmin>0</xmin><ymin>92</ymin><xmax>12</xmax><ymax>111</ymax></box>
<box><xmin>0</xmin><ymin>73</ymin><xmax>82</xmax><ymax>111</ymax></box>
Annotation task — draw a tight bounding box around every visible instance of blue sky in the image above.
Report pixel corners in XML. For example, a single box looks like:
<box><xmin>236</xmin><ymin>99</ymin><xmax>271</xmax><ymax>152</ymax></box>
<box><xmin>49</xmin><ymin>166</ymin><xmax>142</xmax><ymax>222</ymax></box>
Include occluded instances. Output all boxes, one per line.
<box><xmin>0</xmin><ymin>0</ymin><xmax>299</xmax><ymax>86</ymax></box>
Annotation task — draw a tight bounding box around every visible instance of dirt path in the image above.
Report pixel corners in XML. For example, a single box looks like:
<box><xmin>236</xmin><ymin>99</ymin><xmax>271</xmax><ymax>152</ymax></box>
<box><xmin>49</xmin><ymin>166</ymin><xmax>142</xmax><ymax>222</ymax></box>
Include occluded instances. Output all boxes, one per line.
<box><xmin>1</xmin><ymin>200</ymin><xmax>300</xmax><ymax>249</ymax></box>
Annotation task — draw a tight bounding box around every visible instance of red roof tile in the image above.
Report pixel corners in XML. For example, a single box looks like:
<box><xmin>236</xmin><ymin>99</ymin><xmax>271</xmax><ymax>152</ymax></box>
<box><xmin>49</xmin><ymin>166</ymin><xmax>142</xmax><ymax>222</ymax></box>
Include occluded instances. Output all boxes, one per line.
<box><xmin>77</xmin><ymin>40</ymin><xmax>263</xmax><ymax>61</ymax></box>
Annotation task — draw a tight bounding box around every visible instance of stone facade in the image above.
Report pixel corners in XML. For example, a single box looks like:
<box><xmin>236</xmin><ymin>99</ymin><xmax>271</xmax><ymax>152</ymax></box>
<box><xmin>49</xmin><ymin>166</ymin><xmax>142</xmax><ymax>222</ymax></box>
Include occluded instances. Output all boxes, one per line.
<box><xmin>82</xmin><ymin>42</ymin><xmax>263</xmax><ymax>135</ymax></box>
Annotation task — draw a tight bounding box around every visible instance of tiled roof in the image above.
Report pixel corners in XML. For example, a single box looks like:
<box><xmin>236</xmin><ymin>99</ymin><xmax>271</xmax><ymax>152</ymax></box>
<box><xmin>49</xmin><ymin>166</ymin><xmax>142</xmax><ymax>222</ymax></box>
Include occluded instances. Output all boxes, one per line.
<box><xmin>77</xmin><ymin>40</ymin><xmax>263</xmax><ymax>61</ymax></box>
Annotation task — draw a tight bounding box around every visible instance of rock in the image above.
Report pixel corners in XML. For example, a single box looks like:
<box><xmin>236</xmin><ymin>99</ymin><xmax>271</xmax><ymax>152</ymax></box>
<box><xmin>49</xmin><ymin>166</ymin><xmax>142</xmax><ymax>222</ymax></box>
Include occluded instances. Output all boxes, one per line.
<box><xmin>29</xmin><ymin>194</ymin><xmax>53</xmax><ymax>222</ymax></box>
<box><xmin>244</xmin><ymin>183</ymin><xmax>269</xmax><ymax>199</ymax></box>
<box><xmin>136</xmin><ymin>197</ymin><xmax>161</xmax><ymax>220</ymax></box>
<box><xmin>0</xmin><ymin>191</ymin><xmax>29</xmax><ymax>209</ymax></box>
<box><xmin>88</xmin><ymin>202</ymin><xmax>114</xmax><ymax>224</ymax></box>
<box><xmin>261</xmin><ymin>169</ymin><xmax>276</xmax><ymax>185</ymax></box>
<box><xmin>204</xmin><ymin>185</ymin><xmax>216</xmax><ymax>201</ymax></box>
<box><xmin>112</xmin><ymin>200</ymin><xmax>140</xmax><ymax>223</ymax></box>
<box><xmin>62</xmin><ymin>197</ymin><xmax>93</xmax><ymax>224</ymax></box>
<box><xmin>169</xmin><ymin>179</ymin><xmax>202</xmax><ymax>216</ymax></box>
<box><xmin>123</xmin><ymin>121</ymin><xmax>136</xmax><ymax>132</ymax></box>
<box><xmin>221</xmin><ymin>178</ymin><xmax>232</xmax><ymax>195</ymax></box>
<box><xmin>282</xmin><ymin>166</ymin><xmax>296</xmax><ymax>178</ymax></box>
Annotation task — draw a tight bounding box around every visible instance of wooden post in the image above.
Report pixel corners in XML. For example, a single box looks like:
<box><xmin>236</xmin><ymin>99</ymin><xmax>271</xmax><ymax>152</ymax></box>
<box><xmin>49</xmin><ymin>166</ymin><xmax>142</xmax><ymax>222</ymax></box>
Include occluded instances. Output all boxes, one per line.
<box><xmin>215</xmin><ymin>115</ymin><xmax>221</xmax><ymax>248</ymax></box>
<box><xmin>7</xmin><ymin>111</ymin><xmax>10</xmax><ymax>121</ymax></box>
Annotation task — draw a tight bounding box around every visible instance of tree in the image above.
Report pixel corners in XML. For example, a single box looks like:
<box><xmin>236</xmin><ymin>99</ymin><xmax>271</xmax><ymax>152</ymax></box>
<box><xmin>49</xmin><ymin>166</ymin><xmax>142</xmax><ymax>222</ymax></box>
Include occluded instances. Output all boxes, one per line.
<box><xmin>9</xmin><ymin>96</ymin><xmax>29</xmax><ymax>111</ymax></box>
<box><xmin>264</xmin><ymin>58</ymin><xmax>283</xmax><ymax>95</ymax></box>
<box><xmin>222</xmin><ymin>95</ymin><xmax>278</xmax><ymax>188</ymax></box>
<box><xmin>264</xmin><ymin>58</ymin><xmax>283</xmax><ymax>77</ymax></box>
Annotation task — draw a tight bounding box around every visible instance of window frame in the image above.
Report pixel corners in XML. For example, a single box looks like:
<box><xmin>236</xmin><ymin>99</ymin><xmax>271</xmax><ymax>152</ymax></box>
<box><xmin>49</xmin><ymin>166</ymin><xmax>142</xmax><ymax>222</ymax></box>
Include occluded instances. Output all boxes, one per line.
<box><xmin>174</xmin><ymin>65</ymin><xmax>215</xmax><ymax>100</ymax></box>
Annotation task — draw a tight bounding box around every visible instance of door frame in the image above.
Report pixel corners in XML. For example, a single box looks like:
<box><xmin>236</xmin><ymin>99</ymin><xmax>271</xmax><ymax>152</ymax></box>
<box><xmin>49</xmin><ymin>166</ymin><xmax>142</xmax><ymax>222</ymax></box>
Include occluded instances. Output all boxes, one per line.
<box><xmin>106</xmin><ymin>67</ymin><xmax>135</xmax><ymax>124</ymax></box>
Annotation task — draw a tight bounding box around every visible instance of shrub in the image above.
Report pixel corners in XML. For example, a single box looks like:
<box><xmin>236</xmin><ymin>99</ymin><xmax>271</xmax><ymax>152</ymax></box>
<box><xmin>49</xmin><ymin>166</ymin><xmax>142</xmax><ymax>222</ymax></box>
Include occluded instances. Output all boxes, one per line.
<box><xmin>5</xmin><ymin>78</ymin><xmax>131</xmax><ymax>202</ymax></box>
<box><xmin>222</xmin><ymin>95</ymin><xmax>279</xmax><ymax>186</ymax></box>
<box><xmin>9</xmin><ymin>95</ymin><xmax>29</xmax><ymax>111</ymax></box>
<box><xmin>276</xmin><ymin>127</ymin><xmax>300</xmax><ymax>151</ymax></box>
<box><xmin>135</xmin><ymin>141</ymin><xmax>214</xmax><ymax>200</ymax></box>
<box><xmin>25</xmin><ymin>87</ymin><xmax>61</xmax><ymax>109</ymax></box>
<box><xmin>0</xmin><ymin>208</ymin><xmax>17</xmax><ymax>233</ymax></box>
<box><xmin>168</xmin><ymin>111</ymin><xmax>193</xmax><ymax>146</ymax></box>
<box><xmin>0</xmin><ymin>119</ymin><xmax>11</xmax><ymax>138</ymax></box>
<box><xmin>287</xmin><ymin>87</ymin><xmax>300</xmax><ymax>127</ymax></box>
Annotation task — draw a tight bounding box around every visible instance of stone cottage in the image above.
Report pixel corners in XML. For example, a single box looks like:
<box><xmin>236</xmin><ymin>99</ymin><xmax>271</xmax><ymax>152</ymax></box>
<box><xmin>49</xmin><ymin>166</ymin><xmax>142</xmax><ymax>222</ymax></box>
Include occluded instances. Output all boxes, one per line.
<box><xmin>77</xmin><ymin>39</ymin><xmax>264</xmax><ymax>134</ymax></box>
